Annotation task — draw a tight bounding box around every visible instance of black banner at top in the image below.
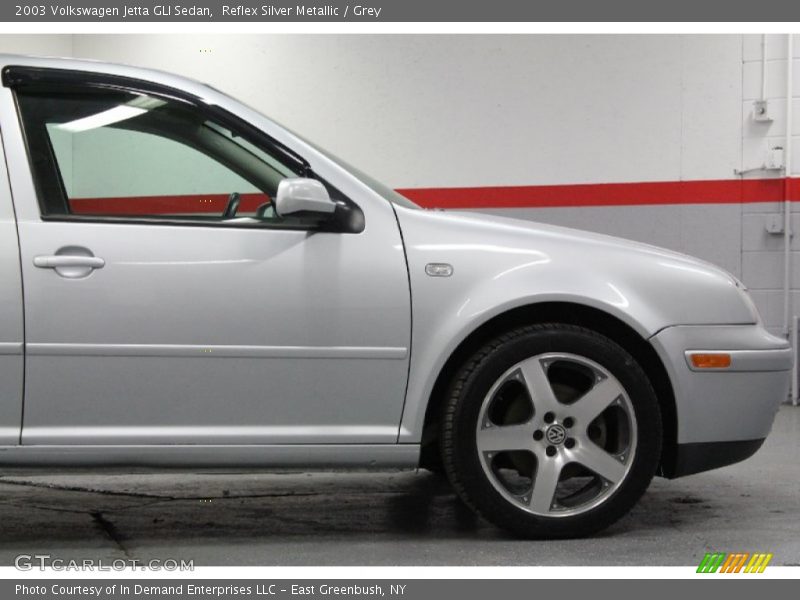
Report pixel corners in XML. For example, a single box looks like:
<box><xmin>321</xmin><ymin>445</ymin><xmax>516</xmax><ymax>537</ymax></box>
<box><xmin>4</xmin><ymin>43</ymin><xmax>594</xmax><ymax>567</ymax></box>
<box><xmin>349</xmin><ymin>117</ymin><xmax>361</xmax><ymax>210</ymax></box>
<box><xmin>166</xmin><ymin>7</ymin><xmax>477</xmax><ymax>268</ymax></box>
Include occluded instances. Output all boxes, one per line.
<box><xmin>2</xmin><ymin>0</ymin><xmax>799</xmax><ymax>22</ymax></box>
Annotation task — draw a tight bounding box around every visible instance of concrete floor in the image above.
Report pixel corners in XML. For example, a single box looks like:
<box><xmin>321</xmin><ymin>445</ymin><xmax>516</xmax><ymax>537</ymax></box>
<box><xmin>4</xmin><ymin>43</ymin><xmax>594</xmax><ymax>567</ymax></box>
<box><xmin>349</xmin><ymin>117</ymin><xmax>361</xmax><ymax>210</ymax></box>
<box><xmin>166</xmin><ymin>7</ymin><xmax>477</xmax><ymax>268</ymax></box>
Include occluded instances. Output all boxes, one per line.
<box><xmin>0</xmin><ymin>406</ymin><xmax>798</xmax><ymax>567</ymax></box>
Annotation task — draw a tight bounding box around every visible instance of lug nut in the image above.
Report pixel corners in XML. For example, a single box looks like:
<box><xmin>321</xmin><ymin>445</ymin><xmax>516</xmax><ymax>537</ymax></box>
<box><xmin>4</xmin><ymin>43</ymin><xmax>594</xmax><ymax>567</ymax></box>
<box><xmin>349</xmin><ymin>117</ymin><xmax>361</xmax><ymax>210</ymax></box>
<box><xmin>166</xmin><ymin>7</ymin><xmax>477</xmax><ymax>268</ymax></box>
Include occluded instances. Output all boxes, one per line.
<box><xmin>563</xmin><ymin>417</ymin><xmax>574</xmax><ymax>428</ymax></box>
<box><xmin>546</xmin><ymin>445</ymin><xmax>557</xmax><ymax>457</ymax></box>
<box><xmin>533</xmin><ymin>430</ymin><xmax>544</xmax><ymax>441</ymax></box>
<box><xmin>543</xmin><ymin>412</ymin><xmax>555</xmax><ymax>424</ymax></box>
<box><xmin>565</xmin><ymin>438</ymin><xmax>576</xmax><ymax>449</ymax></box>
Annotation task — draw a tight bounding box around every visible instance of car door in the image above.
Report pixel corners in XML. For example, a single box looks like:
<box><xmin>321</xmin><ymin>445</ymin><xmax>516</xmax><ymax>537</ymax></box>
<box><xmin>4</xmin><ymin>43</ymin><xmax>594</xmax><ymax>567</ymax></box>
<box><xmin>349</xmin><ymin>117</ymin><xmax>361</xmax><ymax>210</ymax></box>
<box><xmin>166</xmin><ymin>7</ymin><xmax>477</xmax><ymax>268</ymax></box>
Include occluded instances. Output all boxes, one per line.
<box><xmin>2</xmin><ymin>66</ymin><xmax>411</xmax><ymax>446</ymax></box>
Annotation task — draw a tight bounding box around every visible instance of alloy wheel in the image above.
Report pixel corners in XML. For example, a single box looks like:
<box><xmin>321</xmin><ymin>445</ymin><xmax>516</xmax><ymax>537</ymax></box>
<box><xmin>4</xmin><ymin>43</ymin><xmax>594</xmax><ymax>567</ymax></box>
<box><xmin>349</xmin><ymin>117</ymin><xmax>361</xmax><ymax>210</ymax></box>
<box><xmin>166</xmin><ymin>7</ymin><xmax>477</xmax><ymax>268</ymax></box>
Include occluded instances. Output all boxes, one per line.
<box><xmin>475</xmin><ymin>352</ymin><xmax>637</xmax><ymax>517</ymax></box>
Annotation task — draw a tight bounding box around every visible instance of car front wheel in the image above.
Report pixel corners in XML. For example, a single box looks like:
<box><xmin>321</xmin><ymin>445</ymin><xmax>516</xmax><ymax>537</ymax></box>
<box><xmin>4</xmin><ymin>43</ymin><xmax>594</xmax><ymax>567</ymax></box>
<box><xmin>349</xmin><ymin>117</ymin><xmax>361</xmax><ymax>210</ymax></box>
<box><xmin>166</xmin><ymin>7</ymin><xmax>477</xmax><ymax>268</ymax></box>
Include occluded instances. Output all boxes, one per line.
<box><xmin>440</xmin><ymin>323</ymin><xmax>662</xmax><ymax>538</ymax></box>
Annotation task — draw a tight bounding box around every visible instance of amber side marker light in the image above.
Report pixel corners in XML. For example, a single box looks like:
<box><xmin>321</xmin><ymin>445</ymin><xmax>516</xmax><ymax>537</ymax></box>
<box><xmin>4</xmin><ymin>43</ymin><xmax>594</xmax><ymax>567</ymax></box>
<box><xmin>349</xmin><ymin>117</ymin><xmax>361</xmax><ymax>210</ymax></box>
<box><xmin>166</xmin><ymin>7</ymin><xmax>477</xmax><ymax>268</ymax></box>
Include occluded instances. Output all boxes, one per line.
<box><xmin>690</xmin><ymin>353</ymin><xmax>732</xmax><ymax>369</ymax></box>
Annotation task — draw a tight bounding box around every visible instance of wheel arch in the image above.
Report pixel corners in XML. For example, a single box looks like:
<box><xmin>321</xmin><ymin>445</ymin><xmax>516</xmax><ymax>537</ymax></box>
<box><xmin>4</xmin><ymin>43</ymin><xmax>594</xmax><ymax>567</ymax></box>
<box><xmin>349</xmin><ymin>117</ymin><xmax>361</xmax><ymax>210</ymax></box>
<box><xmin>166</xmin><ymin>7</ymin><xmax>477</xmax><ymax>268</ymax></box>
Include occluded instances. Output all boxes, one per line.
<box><xmin>419</xmin><ymin>301</ymin><xmax>678</xmax><ymax>478</ymax></box>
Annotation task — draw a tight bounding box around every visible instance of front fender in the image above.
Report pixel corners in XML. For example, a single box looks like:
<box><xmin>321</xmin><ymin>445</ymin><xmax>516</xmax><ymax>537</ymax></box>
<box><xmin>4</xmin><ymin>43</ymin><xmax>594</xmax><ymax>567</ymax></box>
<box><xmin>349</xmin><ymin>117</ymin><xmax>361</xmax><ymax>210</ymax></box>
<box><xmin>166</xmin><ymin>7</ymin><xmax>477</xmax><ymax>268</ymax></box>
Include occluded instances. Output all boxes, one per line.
<box><xmin>394</xmin><ymin>207</ymin><xmax>755</xmax><ymax>443</ymax></box>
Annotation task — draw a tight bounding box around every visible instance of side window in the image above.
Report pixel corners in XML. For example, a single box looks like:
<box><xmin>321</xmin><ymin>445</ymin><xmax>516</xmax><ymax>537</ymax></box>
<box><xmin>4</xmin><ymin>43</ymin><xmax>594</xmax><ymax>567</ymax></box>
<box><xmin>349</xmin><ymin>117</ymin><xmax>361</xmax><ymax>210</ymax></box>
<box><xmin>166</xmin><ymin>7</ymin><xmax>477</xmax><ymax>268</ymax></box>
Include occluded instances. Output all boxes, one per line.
<box><xmin>14</xmin><ymin>86</ymin><xmax>309</xmax><ymax>225</ymax></box>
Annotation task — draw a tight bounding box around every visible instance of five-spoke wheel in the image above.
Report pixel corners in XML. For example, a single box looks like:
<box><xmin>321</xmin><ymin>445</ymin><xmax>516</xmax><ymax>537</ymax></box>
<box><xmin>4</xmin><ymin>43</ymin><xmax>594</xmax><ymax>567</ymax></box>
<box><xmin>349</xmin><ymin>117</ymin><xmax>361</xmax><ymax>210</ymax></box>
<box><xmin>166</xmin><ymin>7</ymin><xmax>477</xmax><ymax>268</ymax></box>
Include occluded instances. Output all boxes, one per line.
<box><xmin>476</xmin><ymin>353</ymin><xmax>635</xmax><ymax>517</ymax></box>
<box><xmin>441</xmin><ymin>324</ymin><xmax>661</xmax><ymax>538</ymax></box>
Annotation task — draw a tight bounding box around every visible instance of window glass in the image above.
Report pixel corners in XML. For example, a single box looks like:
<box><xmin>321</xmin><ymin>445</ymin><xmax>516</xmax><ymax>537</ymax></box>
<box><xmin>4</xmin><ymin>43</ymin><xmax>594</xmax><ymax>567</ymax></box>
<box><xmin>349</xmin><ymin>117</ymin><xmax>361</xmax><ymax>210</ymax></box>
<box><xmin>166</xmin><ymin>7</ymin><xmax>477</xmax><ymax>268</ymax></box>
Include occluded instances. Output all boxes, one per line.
<box><xmin>16</xmin><ymin>87</ymin><xmax>306</xmax><ymax>224</ymax></box>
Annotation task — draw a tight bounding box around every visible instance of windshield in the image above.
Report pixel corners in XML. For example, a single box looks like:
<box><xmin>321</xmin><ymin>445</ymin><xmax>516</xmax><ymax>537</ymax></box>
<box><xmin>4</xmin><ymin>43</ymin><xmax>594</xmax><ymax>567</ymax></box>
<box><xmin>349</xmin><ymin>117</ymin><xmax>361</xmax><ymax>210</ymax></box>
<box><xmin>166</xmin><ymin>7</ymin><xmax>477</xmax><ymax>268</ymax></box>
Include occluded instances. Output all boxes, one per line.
<box><xmin>283</xmin><ymin>130</ymin><xmax>420</xmax><ymax>209</ymax></box>
<box><xmin>203</xmin><ymin>83</ymin><xmax>421</xmax><ymax>210</ymax></box>
<box><xmin>312</xmin><ymin>145</ymin><xmax>421</xmax><ymax>210</ymax></box>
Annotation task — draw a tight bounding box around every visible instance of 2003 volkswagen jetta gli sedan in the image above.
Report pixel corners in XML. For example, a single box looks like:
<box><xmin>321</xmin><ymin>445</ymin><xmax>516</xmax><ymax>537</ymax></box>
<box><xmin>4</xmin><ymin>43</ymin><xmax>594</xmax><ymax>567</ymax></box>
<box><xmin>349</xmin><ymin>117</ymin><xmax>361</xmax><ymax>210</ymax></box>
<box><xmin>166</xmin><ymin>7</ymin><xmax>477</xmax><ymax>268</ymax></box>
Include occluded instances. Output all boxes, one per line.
<box><xmin>0</xmin><ymin>55</ymin><xmax>791</xmax><ymax>538</ymax></box>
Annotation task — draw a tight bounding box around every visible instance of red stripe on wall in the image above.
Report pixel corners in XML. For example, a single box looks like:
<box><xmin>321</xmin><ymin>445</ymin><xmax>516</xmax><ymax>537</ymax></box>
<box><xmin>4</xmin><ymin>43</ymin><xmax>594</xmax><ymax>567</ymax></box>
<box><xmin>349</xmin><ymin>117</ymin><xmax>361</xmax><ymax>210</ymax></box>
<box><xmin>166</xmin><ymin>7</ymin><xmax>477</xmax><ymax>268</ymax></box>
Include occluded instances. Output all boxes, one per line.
<box><xmin>69</xmin><ymin>178</ymin><xmax>800</xmax><ymax>215</ymax></box>
<box><xmin>397</xmin><ymin>177</ymin><xmax>800</xmax><ymax>209</ymax></box>
<box><xmin>70</xmin><ymin>192</ymin><xmax>270</xmax><ymax>215</ymax></box>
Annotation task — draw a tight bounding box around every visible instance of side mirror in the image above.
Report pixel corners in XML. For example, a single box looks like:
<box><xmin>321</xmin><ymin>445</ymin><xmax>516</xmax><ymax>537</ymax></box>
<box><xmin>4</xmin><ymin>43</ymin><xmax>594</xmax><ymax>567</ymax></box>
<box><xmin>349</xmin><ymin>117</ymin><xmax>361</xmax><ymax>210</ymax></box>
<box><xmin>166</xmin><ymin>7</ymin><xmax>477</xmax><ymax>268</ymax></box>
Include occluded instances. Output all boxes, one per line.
<box><xmin>274</xmin><ymin>178</ymin><xmax>337</xmax><ymax>219</ymax></box>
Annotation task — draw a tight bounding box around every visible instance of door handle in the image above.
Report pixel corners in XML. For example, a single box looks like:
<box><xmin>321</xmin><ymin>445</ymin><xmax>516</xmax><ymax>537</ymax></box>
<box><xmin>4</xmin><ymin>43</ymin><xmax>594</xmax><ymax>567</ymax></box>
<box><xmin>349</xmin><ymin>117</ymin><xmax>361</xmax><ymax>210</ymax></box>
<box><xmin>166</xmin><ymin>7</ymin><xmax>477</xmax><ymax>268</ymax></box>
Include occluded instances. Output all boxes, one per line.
<box><xmin>33</xmin><ymin>255</ymin><xmax>105</xmax><ymax>269</ymax></box>
<box><xmin>34</xmin><ymin>250</ymin><xmax>105</xmax><ymax>279</ymax></box>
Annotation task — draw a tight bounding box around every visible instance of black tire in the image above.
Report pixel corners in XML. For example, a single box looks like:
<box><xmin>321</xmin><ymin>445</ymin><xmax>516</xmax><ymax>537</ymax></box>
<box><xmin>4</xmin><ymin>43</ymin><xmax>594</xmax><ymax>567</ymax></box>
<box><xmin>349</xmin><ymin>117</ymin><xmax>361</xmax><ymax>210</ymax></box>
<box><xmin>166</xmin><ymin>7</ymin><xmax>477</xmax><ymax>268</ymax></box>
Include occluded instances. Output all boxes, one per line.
<box><xmin>440</xmin><ymin>323</ymin><xmax>662</xmax><ymax>538</ymax></box>
<box><xmin>418</xmin><ymin>437</ymin><xmax>447</xmax><ymax>476</ymax></box>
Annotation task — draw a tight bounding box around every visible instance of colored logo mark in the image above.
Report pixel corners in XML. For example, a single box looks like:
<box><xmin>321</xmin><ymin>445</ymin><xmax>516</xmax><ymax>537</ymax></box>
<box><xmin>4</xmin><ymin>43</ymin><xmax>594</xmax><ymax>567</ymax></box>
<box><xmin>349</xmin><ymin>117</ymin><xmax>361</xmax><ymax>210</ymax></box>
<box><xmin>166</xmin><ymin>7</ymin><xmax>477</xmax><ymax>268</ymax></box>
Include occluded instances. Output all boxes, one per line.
<box><xmin>697</xmin><ymin>552</ymin><xmax>773</xmax><ymax>573</ymax></box>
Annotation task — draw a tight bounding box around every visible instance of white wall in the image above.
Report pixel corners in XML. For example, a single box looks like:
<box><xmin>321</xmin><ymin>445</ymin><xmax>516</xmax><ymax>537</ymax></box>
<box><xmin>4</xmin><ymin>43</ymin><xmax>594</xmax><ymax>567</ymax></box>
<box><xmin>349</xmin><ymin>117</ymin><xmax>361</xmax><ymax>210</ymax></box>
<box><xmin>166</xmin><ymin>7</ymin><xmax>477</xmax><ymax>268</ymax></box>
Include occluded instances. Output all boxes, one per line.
<box><xmin>741</xmin><ymin>35</ymin><xmax>800</xmax><ymax>336</ymax></box>
<box><xmin>0</xmin><ymin>34</ymin><xmax>72</xmax><ymax>57</ymax></box>
<box><xmin>67</xmin><ymin>35</ymin><xmax>742</xmax><ymax>189</ymax></box>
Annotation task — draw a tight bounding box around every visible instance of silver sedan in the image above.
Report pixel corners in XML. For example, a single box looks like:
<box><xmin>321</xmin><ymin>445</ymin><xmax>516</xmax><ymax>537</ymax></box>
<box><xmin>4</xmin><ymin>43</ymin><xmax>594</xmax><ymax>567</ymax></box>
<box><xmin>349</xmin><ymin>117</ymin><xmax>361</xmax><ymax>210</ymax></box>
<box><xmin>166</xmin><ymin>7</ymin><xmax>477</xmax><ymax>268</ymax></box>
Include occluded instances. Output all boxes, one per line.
<box><xmin>0</xmin><ymin>55</ymin><xmax>791</xmax><ymax>537</ymax></box>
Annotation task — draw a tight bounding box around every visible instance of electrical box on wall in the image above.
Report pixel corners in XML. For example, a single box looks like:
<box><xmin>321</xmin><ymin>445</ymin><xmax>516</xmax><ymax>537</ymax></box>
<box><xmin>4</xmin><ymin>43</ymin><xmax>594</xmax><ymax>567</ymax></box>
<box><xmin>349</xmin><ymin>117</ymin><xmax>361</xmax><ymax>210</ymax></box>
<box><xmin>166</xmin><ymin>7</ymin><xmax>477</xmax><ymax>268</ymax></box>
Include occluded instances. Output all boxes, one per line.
<box><xmin>766</xmin><ymin>214</ymin><xmax>785</xmax><ymax>234</ymax></box>
<box><xmin>735</xmin><ymin>143</ymin><xmax>785</xmax><ymax>176</ymax></box>
<box><xmin>753</xmin><ymin>99</ymin><xmax>773</xmax><ymax>122</ymax></box>
<box><xmin>767</xmin><ymin>146</ymin><xmax>785</xmax><ymax>170</ymax></box>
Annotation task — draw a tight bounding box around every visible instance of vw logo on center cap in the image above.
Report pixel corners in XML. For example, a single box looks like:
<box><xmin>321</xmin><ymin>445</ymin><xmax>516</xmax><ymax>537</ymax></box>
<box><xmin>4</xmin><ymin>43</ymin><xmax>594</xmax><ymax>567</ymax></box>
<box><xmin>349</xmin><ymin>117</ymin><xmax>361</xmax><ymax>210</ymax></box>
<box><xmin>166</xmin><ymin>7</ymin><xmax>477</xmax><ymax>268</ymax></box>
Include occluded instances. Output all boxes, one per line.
<box><xmin>545</xmin><ymin>424</ymin><xmax>567</xmax><ymax>445</ymax></box>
